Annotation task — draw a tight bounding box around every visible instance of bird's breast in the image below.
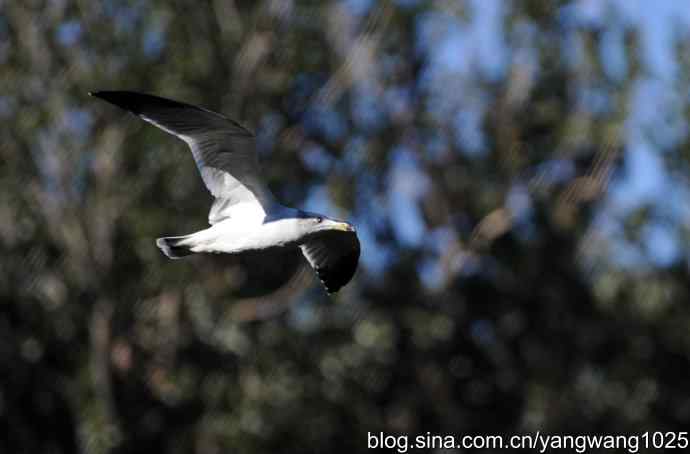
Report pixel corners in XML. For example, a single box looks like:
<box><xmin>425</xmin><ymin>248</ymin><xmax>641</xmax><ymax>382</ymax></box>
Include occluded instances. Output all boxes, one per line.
<box><xmin>204</xmin><ymin>217</ymin><xmax>301</xmax><ymax>254</ymax></box>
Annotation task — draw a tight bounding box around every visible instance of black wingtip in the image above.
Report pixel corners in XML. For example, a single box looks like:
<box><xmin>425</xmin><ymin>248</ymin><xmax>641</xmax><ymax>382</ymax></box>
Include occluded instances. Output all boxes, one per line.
<box><xmin>89</xmin><ymin>91</ymin><xmax>115</xmax><ymax>99</ymax></box>
<box><xmin>89</xmin><ymin>90</ymin><xmax>255</xmax><ymax>136</ymax></box>
<box><xmin>89</xmin><ymin>90</ymin><xmax>172</xmax><ymax>115</ymax></box>
<box><xmin>89</xmin><ymin>90</ymin><xmax>116</xmax><ymax>98</ymax></box>
<box><xmin>317</xmin><ymin>233</ymin><xmax>360</xmax><ymax>294</ymax></box>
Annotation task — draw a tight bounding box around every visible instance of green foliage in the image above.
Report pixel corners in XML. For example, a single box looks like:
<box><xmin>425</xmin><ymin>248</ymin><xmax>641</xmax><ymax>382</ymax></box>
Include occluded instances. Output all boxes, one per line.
<box><xmin>2</xmin><ymin>1</ymin><xmax>690</xmax><ymax>453</ymax></box>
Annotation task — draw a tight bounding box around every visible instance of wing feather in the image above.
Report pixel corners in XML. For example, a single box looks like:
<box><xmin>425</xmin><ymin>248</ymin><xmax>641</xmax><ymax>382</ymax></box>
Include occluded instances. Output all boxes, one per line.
<box><xmin>91</xmin><ymin>91</ymin><xmax>274</xmax><ymax>224</ymax></box>
<box><xmin>300</xmin><ymin>231</ymin><xmax>360</xmax><ymax>293</ymax></box>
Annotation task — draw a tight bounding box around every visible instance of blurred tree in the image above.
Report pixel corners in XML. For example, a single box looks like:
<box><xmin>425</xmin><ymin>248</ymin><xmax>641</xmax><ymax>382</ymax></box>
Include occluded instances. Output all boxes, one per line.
<box><xmin>2</xmin><ymin>0</ymin><xmax>690</xmax><ymax>453</ymax></box>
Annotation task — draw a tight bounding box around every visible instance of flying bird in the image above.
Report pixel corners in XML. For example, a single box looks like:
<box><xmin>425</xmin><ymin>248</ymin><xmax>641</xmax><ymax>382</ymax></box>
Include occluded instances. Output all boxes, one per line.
<box><xmin>91</xmin><ymin>91</ymin><xmax>359</xmax><ymax>294</ymax></box>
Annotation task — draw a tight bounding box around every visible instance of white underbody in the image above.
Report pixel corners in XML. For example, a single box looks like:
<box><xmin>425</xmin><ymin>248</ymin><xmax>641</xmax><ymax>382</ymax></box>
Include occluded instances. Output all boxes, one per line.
<box><xmin>175</xmin><ymin>212</ymin><xmax>303</xmax><ymax>255</ymax></box>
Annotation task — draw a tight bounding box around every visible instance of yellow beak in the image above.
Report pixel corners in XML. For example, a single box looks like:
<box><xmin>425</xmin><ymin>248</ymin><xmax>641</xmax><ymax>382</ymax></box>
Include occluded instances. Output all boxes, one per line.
<box><xmin>333</xmin><ymin>221</ymin><xmax>354</xmax><ymax>232</ymax></box>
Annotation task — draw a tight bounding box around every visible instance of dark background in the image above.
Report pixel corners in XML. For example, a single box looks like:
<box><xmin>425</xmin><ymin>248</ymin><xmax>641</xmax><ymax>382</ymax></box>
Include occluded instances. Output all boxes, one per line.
<box><xmin>3</xmin><ymin>0</ymin><xmax>690</xmax><ymax>452</ymax></box>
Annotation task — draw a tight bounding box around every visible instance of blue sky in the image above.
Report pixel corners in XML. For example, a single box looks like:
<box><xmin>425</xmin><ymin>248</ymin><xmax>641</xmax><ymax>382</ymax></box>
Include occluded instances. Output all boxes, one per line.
<box><xmin>379</xmin><ymin>0</ymin><xmax>690</xmax><ymax>277</ymax></box>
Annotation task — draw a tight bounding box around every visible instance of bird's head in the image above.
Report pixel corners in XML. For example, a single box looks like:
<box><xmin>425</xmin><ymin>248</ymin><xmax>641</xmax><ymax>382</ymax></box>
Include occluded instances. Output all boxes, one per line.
<box><xmin>296</xmin><ymin>211</ymin><xmax>355</xmax><ymax>238</ymax></box>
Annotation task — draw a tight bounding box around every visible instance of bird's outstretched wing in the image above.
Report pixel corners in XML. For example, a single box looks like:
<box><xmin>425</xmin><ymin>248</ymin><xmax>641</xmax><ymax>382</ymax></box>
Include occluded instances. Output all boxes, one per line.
<box><xmin>90</xmin><ymin>91</ymin><xmax>274</xmax><ymax>224</ymax></box>
<box><xmin>300</xmin><ymin>230</ymin><xmax>360</xmax><ymax>293</ymax></box>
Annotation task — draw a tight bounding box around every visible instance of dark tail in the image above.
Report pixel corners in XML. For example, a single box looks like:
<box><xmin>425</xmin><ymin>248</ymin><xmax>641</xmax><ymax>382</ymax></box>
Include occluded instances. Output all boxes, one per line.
<box><xmin>156</xmin><ymin>236</ymin><xmax>194</xmax><ymax>259</ymax></box>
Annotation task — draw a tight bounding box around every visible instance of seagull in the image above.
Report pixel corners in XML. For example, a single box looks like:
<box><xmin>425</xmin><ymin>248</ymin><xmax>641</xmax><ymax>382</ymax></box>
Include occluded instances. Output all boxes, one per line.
<box><xmin>91</xmin><ymin>91</ymin><xmax>360</xmax><ymax>294</ymax></box>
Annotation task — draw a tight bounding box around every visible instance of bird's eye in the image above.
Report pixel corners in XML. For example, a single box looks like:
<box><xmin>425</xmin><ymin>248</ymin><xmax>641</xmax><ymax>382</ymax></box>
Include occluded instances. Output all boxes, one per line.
<box><xmin>316</xmin><ymin>217</ymin><xmax>323</xmax><ymax>224</ymax></box>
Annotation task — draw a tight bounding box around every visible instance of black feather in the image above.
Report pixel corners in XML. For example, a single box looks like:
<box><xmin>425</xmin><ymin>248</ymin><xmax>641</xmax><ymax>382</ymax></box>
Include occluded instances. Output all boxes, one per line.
<box><xmin>303</xmin><ymin>231</ymin><xmax>360</xmax><ymax>294</ymax></box>
<box><xmin>89</xmin><ymin>90</ymin><xmax>253</xmax><ymax>136</ymax></box>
